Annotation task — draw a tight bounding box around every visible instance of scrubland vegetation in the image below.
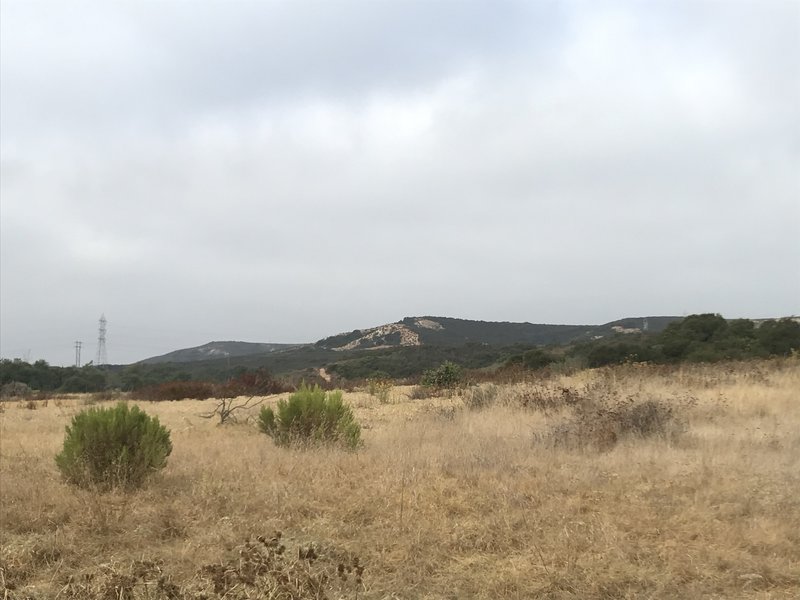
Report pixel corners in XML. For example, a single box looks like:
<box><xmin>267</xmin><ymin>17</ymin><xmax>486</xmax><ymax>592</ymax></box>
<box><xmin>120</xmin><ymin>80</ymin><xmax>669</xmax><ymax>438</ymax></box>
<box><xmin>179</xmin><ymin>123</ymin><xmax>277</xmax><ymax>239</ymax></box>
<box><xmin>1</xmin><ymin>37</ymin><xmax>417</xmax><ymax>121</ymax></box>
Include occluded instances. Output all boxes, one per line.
<box><xmin>1</xmin><ymin>359</ymin><xmax>799</xmax><ymax>598</ymax></box>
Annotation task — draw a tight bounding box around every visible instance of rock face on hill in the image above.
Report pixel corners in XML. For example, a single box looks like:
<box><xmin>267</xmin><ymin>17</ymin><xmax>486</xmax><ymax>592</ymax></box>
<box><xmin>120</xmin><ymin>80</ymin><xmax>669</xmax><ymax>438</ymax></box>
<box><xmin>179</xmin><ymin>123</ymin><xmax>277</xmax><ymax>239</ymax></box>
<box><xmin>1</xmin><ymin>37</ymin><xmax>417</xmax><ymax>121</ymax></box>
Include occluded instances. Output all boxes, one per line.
<box><xmin>315</xmin><ymin>315</ymin><xmax>681</xmax><ymax>351</ymax></box>
<box><xmin>322</xmin><ymin>322</ymin><xmax>423</xmax><ymax>351</ymax></box>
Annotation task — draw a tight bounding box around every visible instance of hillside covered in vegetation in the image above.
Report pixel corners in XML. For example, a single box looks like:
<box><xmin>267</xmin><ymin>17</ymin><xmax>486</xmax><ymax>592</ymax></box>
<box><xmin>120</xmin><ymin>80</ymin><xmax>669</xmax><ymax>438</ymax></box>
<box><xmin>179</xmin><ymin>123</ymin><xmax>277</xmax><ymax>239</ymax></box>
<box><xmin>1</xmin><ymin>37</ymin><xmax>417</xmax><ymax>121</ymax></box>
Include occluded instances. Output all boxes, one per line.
<box><xmin>2</xmin><ymin>314</ymin><xmax>798</xmax><ymax>396</ymax></box>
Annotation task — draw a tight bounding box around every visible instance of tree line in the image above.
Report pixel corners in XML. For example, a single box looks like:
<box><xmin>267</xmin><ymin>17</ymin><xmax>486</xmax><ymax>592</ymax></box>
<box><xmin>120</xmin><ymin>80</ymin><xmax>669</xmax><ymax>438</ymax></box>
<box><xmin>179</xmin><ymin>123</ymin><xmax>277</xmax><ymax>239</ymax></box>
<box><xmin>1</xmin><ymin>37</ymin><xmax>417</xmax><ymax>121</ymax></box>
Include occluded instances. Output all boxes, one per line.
<box><xmin>516</xmin><ymin>314</ymin><xmax>800</xmax><ymax>370</ymax></box>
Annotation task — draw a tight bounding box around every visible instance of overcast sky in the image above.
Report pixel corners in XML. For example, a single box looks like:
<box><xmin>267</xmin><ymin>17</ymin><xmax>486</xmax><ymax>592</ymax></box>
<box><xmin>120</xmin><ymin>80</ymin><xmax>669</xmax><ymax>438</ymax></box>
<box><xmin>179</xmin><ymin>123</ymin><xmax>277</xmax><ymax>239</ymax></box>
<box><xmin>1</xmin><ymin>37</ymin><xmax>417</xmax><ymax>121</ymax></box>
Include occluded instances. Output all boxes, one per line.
<box><xmin>1</xmin><ymin>0</ymin><xmax>798</xmax><ymax>366</ymax></box>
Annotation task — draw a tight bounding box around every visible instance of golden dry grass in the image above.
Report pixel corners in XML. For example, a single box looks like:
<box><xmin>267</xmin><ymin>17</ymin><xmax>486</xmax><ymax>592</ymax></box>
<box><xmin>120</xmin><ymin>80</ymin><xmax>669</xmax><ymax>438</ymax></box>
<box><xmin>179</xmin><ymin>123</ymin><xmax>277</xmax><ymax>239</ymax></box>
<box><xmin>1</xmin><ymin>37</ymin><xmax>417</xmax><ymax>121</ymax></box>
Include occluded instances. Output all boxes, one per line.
<box><xmin>1</xmin><ymin>360</ymin><xmax>799</xmax><ymax>598</ymax></box>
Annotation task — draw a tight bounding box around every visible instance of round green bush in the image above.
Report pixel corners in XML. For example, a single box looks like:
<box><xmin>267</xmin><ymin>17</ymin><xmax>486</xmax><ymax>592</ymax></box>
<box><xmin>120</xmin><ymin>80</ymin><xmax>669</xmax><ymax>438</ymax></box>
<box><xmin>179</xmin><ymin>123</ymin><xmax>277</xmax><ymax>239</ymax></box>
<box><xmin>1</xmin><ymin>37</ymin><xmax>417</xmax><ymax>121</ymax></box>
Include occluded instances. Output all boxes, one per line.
<box><xmin>55</xmin><ymin>402</ymin><xmax>172</xmax><ymax>490</ymax></box>
<box><xmin>258</xmin><ymin>383</ymin><xmax>361</xmax><ymax>449</ymax></box>
<box><xmin>420</xmin><ymin>361</ymin><xmax>462</xmax><ymax>389</ymax></box>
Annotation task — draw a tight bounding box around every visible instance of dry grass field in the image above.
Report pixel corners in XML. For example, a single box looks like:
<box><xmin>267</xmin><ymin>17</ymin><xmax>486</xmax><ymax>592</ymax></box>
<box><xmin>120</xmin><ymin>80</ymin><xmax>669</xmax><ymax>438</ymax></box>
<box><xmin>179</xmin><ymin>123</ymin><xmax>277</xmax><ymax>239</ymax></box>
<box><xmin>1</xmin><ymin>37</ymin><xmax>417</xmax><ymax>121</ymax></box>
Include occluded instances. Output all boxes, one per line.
<box><xmin>1</xmin><ymin>360</ymin><xmax>799</xmax><ymax>599</ymax></box>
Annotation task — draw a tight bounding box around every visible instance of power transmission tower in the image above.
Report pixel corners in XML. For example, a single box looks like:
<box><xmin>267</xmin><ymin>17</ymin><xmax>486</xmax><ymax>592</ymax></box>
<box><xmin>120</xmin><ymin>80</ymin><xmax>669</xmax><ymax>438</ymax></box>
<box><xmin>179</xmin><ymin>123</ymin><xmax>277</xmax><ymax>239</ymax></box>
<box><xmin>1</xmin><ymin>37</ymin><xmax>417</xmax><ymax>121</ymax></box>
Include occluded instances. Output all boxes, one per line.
<box><xmin>75</xmin><ymin>341</ymin><xmax>82</xmax><ymax>367</ymax></box>
<box><xmin>96</xmin><ymin>314</ymin><xmax>108</xmax><ymax>366</ymax></box>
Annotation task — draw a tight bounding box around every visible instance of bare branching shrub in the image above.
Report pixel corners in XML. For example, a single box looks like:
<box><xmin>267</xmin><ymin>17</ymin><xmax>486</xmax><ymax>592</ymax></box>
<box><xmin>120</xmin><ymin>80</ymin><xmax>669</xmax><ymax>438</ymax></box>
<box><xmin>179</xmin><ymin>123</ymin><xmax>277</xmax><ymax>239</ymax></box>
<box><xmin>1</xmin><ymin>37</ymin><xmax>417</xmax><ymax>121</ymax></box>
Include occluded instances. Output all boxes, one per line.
<box><xmin>200</xmin><ymin>396</ymin><xmax>264</xmax><ymax>425</ymax></box>
<box><xmin>202</xmin><ymin>370</ymin><xmax>291</xmax><ymax>425</ymax></box>
<box><xmin>201</xmin><ymin>395</ymin><xmax>266</xmax><ymax>426</ymax></box>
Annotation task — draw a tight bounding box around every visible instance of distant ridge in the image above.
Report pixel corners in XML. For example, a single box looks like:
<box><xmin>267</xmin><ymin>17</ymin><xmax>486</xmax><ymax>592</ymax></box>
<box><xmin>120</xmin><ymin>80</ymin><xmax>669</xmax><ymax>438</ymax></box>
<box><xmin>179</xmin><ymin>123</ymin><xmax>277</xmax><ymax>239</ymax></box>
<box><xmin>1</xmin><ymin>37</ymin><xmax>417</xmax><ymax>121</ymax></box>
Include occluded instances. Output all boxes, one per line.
<box><xmin>138</xmin><ymin>341</ymin><xmax>300</xmax><ymax>364</ymax></box>
<box><xmin>137</xmin><ymin>316</ymin><xmax>682</xmax><ymax>365</ymax></box>
<box><xmin>315</xmin><ymin>315</ymin><xmax>681</xmax><ymax>351</ymax></box>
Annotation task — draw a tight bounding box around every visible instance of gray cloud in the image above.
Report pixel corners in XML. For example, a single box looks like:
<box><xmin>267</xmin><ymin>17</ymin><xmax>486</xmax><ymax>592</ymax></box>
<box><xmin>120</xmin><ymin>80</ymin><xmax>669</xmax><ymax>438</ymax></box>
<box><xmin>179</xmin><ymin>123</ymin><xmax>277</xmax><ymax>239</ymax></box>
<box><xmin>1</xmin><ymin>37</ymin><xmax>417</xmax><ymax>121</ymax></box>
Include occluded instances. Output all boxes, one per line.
<box><xmin>1</xmin><ymin>0</ymin><xmax>798</xmax><ymax>365</ymax></box>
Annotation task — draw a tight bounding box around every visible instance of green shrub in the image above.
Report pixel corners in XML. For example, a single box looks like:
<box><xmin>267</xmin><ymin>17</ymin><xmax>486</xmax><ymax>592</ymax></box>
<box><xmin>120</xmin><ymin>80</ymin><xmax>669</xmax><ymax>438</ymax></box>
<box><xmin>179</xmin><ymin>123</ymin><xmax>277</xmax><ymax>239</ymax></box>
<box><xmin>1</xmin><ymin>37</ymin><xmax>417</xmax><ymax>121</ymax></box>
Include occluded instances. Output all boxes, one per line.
<box><xmin>59</xmin><ymin>375</ymin><xmax>94</xmax><ymax>393</ymax></box>
<box><xmin>420</xmin><ymin>361</ymin><xmax>462</xmax><ymax>389</ymax></box>
<box><xmin>505</xmin><ymin>348</ymin><xmax>559</xmax><ymax>370</ymax></box>
<box><xmin>55</xmin><ymin>402</ymin><xmax>172</xmax><ymax>490</ymax></box>
<box><xmin>258</xmin><ymin>383</ymin><xmax>361</xmax><ymax>449</ymax></box>
<box><xmin>757</xmin><ymin>318</ymin><xmax>800</xmax><ymax>356</ymax></box>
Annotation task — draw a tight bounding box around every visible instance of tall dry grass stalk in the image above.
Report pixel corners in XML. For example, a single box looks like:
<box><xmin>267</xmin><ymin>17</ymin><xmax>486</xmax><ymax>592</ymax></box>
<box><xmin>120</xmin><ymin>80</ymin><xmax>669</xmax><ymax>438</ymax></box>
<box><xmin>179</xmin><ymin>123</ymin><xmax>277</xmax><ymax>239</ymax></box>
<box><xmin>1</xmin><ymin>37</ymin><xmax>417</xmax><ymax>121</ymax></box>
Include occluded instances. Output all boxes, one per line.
<box><xmin>1</xmin><ymin>359</ymin><xmax>798</xmax><ymax>598</ymax></box>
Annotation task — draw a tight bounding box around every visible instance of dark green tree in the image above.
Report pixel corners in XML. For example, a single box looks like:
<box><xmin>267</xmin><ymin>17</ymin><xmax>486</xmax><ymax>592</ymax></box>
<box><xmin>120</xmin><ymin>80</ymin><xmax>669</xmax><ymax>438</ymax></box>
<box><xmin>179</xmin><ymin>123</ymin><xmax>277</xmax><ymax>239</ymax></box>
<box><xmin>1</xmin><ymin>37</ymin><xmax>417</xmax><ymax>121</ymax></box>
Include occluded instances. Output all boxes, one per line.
<box><xmin>757</xmin><ymin>319</ymin><xmax>800</xmax><ymax>356</ymax></box>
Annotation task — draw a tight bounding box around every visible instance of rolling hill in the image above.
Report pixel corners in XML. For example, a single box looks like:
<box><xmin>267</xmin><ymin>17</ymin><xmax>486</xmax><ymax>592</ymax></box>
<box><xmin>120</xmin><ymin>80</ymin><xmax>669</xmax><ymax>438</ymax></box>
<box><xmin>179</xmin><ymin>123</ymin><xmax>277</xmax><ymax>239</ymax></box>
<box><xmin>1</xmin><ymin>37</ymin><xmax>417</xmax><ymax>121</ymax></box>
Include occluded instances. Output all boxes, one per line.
<box><xmin>133</xmin><ymin>316</ymin><xmax>682</xmax><ymax>380</ymax></box>
<box><xmin>139</xmin><ymin>341</ymin><xmax>300</xmax><ymax>365</ymax></box>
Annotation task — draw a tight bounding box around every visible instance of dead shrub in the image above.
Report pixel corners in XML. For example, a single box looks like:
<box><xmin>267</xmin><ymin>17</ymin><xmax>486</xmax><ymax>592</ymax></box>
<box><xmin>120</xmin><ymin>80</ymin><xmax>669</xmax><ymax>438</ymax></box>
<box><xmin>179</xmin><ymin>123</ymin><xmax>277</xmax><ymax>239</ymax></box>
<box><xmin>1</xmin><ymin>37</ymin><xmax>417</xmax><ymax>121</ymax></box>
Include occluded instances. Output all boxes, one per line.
<box><xmin>1</xmin><ymin>381</ymin><xmax>33</xmax><ymax>400</ymax></box>
<box><xmin>536</xmin><ymin>394</ymin><xmax>690</xmax><ymax>451</ymax></box>
<box><xmin>193</xmin><ymin>532</ymin><xmax>361</xmax><ymax>598</ymax></box>
<box><xmin>462</xmin><ymin>383</ymin><xmax>499</xmax><ymax>410</ymax></box>
<box><xmin>201</xmin><ymin>370</ymin><xmax>292</xmax><ymax>425</ymax></box>
<box><xmin>516</xmin><ymin>385</ymin><xmax>583</xmax><ymax>412</ymax></box>
<box><xmin>409</xmin><ymin>385</ymin><xmax>436</xmax><ymax>400</ymax></box>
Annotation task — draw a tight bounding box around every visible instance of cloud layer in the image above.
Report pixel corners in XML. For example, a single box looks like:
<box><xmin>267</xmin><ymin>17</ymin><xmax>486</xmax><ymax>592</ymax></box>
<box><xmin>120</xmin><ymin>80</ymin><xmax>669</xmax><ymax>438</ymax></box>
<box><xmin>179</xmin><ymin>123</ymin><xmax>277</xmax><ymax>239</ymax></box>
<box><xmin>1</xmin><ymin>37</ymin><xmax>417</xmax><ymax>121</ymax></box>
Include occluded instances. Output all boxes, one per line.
<box><xmin>2</xmin><ymin>0</ymin><xmax>798</xmax><ymax>365</ymax></box>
